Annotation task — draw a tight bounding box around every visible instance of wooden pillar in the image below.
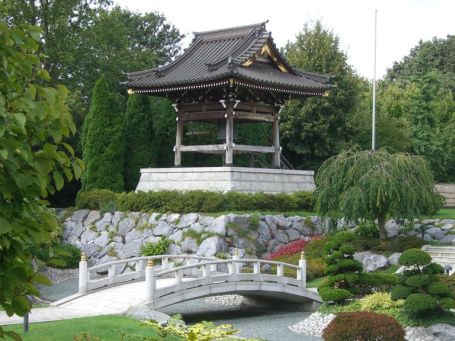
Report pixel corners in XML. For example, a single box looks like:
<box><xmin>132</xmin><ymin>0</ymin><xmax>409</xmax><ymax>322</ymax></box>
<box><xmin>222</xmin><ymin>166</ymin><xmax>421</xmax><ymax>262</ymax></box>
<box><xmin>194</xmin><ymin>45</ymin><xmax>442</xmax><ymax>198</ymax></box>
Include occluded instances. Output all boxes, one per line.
<box><xmin>272</xmin><ymin>113</ymin><xmax>281</xmax><ymax>168</ymax></box>
<box><xmin>225</xmin><ymin>105</ymin><xmax>234</xmax><ymax>166</ymax></box>
<box><xmin>174</xmin><ymin>112</ymin><xmax>183</xmax><ymax>167</ymax></box>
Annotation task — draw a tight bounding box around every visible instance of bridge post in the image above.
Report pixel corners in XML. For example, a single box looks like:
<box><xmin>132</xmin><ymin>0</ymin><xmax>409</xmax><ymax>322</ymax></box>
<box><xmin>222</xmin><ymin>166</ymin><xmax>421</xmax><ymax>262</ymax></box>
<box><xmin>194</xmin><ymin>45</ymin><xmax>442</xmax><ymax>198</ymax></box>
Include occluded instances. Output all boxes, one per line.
<box><xmin>78</xmin><ymin>253</ymin><xmax>88</xmax><ymax>294</ymax></box>
<box><xmin>145</xmin><ymin>258</ymin><xmax>155</xmax><ymax>301</ymax></box>
<box><xmin>298</xmin><ymin>251</ymin><xmax>307</xmax><ymax>288</ymax></box>
<box><xmin>232</xmin><ymin>248</ymin><xmax>240</xmax><ymax>274</ymax></box>
<box><xmin>253</xmin><ymin>262</ymin><xmax>260</xmax><ymax>274</ymax></box>
<box><xmin>162</xmin><ymin>257</ymin><xmax>169</xmax><ymax>270</ymax></box>
<box><xmin>277</xmin><ymin>264</ymin><xmax>284</xmax><ymax>277</ymax></box>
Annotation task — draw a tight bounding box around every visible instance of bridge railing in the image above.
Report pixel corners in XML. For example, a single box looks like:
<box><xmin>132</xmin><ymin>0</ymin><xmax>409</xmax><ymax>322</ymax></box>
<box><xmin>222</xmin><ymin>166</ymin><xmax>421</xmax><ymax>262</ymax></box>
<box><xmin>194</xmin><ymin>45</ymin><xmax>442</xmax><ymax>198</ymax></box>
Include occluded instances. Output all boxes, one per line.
<box><xmin>78</xmin><ymin>254</ymin><xmax>215</xmax><ymax>294</ymax></box>
<box><xmin>145</xmin><ymin>252</ymin><xmax>307</xmax><ymax>306</ymax></box>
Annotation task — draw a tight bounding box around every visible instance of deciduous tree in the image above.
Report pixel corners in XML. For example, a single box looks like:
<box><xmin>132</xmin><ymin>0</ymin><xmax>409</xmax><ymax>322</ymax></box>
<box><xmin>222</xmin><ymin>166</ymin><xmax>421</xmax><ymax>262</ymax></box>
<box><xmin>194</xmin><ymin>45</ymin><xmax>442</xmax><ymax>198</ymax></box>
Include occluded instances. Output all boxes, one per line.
<box><xmin>0</xmin><ymin>22</ymin><xmax>82</xmax><ymax>338</ymax></box>
<box><xmin>315</xmin><ymin>149</ymin><xmax>443</xmax><ymax>239</ymax></box>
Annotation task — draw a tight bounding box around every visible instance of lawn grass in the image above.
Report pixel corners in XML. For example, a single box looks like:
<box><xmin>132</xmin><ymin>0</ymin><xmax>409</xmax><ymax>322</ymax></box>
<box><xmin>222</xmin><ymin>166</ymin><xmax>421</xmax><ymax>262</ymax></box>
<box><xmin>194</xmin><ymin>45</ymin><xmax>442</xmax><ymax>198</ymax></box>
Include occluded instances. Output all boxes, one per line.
<box><xmin>204</xmin><ymin>208</ymin><xmax>455</xmax><ymax>219</ymax></box>
<box><xmin>3</xmin><ymin>315</ymin><xmax>164</xmax><ymax>341</ymax></box>
<box><xmin>433</xmin><ymin>208</ymin><xmax>455</xmax><ymax>219</ymax></box>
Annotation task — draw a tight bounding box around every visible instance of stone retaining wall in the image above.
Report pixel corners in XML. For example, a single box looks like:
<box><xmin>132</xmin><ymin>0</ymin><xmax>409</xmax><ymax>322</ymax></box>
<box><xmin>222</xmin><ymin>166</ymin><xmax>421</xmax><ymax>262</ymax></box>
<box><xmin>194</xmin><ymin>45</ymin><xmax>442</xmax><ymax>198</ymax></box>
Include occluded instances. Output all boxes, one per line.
<box><xmin>61</xmin><ymin>210</ymin><xmax>455</xmax><ymax>266</ymax></box>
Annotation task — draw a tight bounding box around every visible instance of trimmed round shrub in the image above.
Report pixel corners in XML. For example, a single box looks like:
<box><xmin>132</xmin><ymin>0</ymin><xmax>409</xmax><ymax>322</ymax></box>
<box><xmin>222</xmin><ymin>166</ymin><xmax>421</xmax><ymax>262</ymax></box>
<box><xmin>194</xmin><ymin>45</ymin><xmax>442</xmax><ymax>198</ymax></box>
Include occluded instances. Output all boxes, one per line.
<box><xmin>322</xmin><ymin>311</ymin><xmax>405</xmax><ymax>341</ymax></box>
<box><xmin>358</xmin><ymin>273</ymin><xmax>398</xmax><ymax>294</ymax></box>
<box><xmin>398</xmin><ymin>248</ymin><xmax>432</xmax><ymax>267</ymax></box>
<box><xmin>439</xmin><ymin>297</ymin><xmax>455</xmax><ymax>310</ymax></box>
<box><xmin>423</xmin><ymin>262</ymin><xmax>444</xmax><ymax>275</ymax></box>
<box><xmin>428</xmin><ymin>282</ymin><xmax>451</xmax><ymax>296</ymax></box>
<box><xmin>76</xmin><ymin>189</ymin><xmax>119</xmax><ymax>210</ymax></box>
<box><xmin>391</xmin><ymin>285</ymin><xmax>413</xmax><ymax>300</ymax></box>
<box><xmin>318</xmin><ymin>287</ymin><xmax>352</xmax><ymax>303</ymax></box>
<box><xmin>405</xmin><ymin>274</ymin><xmax>431</xmax><ymax>288</ymax></box>
<box><xmin>404</xmin><ymin>293</ymin><xmax>438</xmax><ymax>316</ymax></box>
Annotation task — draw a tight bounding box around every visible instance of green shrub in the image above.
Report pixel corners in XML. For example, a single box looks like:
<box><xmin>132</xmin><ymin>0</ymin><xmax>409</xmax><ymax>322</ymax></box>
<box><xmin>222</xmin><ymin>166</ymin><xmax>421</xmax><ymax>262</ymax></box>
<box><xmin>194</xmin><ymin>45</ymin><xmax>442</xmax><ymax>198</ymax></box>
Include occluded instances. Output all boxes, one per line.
<box><xmin>405</xmin><ymin>274</ymin><xmax>431</xmax><ymax>288</ymax></box>
<box><xmin>391</xmin><ymin>285</ymin><xmax>414</xmax><ymax>300</ymax></box>
<box><xmin>360</xmin><ymin>292</ymin><xmax>402</xmax><ymax>311</ymax></box>
<box><xmin>140</xmin><ymin>237</ymin><xmax>171</xmax><ymax>256</ymax></box>
<box><xmin>76</xmin><ymin>189</ymin><xmax>119</xmax><ymax>210</ymax></box>
<box><xmin>322</xmin><ymin>311</ymin><xmax>405</xmax><ymax>341</ymax></box>
<box><xmin>428</xmin><ymin>282</ymin><xmax>451</xmax><ymax>296</ymax></box>
<box><xmin>358</xmin><ymin>272</ymin><xmax>398</xmax><ymax>294</ymax></box>
<box><xmin>318</xmin><ymin>287</ymin><xmax>352</xmax><ymax>303</ymax></box>
<box><xmin>398</xmin><ymin>248</ymin><xmax>432</xmax><ymax>267</ymax></box>
<box><xmin>404</xmin><ymin>293</ymin><xmax>438</xmax><ymax>316</ymax></box>
<box><xmin>439</xmin><ymin>297</ymin><xmax>455</xmax><ymax>310</ymax></box>
<box><xmin>423</xmin><ymin>262</ymin><xmax>444</xmax><ymax>275</ymax></box>
<box><xmin>76</xmin><ymin>189</ymin><xmax>315</xmax><ymax>213</ymax></box>
<box><xmin>354</xmin><ymin>220</ymin><xmax>379</xmax><ymax>239</ymax></box>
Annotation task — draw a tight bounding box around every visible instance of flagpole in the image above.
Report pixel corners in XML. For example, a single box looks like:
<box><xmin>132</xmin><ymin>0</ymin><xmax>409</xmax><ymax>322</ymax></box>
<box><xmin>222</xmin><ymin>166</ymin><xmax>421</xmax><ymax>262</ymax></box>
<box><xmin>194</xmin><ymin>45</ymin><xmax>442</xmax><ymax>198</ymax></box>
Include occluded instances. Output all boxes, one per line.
<box><xmin>372</xmin><ymin>9</ymin><xmax>377</xmax><ymax>150</ymax></box>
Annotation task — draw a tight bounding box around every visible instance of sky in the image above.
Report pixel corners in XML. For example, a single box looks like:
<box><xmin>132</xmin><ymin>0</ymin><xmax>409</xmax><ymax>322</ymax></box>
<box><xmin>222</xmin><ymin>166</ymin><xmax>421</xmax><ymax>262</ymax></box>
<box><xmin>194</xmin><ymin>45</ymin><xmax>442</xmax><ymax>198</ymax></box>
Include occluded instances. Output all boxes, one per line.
<box><xmin>116</xmin><ymin>0</ymin><xmax>454</xmax><ymax>79</ymax></box>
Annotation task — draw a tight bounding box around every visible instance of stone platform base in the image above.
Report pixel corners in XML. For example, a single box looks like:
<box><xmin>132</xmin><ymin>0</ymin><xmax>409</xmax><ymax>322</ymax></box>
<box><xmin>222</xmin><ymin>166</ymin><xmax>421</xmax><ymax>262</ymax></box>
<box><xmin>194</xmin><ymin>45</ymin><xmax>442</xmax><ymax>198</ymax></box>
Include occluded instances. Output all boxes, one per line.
<box><xmin>136</xmin><ymin>167</ymin><xmax>315</xmax><ymax>193</ymax></box>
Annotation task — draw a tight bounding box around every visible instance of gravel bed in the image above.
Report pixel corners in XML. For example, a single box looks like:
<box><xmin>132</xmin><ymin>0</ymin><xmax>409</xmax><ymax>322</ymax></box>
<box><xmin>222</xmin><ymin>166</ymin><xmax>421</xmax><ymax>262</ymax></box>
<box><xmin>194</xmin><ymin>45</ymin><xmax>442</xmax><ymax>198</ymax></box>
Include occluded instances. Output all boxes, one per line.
<box><xmin>289</xmin><ymin>312</ymin><xmax>335</xmax><ymax>337</ymax></box>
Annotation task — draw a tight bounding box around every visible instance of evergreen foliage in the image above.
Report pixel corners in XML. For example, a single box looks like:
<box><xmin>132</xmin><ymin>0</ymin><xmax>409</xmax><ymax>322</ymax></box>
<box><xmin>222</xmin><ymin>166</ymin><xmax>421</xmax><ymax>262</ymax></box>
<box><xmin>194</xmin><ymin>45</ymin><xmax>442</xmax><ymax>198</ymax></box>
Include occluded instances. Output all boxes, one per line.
<box><xmin>123</xmin><ymin>94</ymin><xmax>155</xmax><ymax>191</ymax></box>
<box><xmin>318</xmin><ymin>231</ymin><xmax>363</xmax><ymax>303</ymax></box>
<box><xmin>315</xmin><ymin>149</ymin><xmax>443</xmax><ymax>239</ymax></box>
<box><xmin>390</xmin><ymin>248</ymin><xmax>453</xmax><ymax>316</ymax></box>
<box><xmin>81</xmin><ymin>76</ymin><xmax>125</xmax><ymax>192</ymax></box>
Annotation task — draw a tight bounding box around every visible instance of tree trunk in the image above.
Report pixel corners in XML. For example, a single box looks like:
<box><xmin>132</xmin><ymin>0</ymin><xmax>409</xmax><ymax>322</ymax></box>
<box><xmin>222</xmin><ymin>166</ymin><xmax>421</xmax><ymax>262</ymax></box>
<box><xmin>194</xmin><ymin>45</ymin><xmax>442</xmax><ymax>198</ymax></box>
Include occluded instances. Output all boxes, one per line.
<box><xmin>378</xmin><ymin>212</ymin><xmax>387</xmax><ymax>240</ymax></box>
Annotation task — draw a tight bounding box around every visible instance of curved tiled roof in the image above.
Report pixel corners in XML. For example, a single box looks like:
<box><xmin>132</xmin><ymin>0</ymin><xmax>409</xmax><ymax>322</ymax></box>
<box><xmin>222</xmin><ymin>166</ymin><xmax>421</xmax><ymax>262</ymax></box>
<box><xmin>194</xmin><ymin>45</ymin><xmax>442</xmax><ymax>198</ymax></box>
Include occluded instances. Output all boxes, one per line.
<box><xmin>127</xmin><ymin>22</ymin><xmax>332</xmax><ymax>95</ymax></box>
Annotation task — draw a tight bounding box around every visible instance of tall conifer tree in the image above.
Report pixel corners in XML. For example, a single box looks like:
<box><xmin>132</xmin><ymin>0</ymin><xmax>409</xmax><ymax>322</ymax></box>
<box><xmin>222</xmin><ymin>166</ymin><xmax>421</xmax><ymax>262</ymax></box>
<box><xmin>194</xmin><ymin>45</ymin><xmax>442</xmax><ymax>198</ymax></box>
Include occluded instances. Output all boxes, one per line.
<box><xmin>81</xmin><ymin>76</ymin><xmax>124</xmax><ymax>192</ymax></box>
<box><xmin>123</xmin><ymin>94</ymin><xmax>156</xmax><ymax>190</ymax></box>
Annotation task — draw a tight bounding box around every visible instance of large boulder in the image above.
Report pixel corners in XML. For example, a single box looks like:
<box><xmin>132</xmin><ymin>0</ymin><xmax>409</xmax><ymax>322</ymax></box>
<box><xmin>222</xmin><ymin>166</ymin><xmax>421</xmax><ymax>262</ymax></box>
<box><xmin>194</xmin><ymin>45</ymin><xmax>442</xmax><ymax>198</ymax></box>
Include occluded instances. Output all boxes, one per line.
<box><xmin>72</xmin><ymin>210</ymin><xmax>90</xmax><ymax>224</ymax></box>
<box><xmin>95</xmin><ymin>212</ymin><xmax>113</xmax><ymax>231</ymax></box>
<box><xmin>94</xmin><ymin>231</ymin><xmax>110</xmax><ymax>248</ymax></box>
<box><xmin>120</xmin><ymin>239</ymin><xmax>142</xmax><ymax>258</ymax></box>
<box><xmin>427</xmin><ymin>324</ymin><xmax>455</xmax><ymax>341</ymax></box>
<box><xmin>275</xmin><ymin>230</ymin><xmax>289</xmax><ymax>244</ymax></box>
<box><xmin>84</xmin><ymin>211</ymin><xmax>101</xmax><ymax>226</ymax></box>
<box><xmin>426</xmin><ymin>227</ymin><xmax>445</xmax><ymax>240</ymax></box>
<box><xmin>112</xmin><ymin>211</ymin><xmax>125</xmax><ymax>226</ymax></box>
<box><xmin>354</xmin><ymin>251</ymin><xmax>388</xmax><ymax>272</ymax></box>
<box><xmin>118</xmin><ymin>217</ymin><xmax>135</xmax><ymax>235</ymax></box>
<box><xmin>287</xmin><ymin>229</ymin><xmax>301</xmax><ymax>241</ymax></box>
<box><xmin>197</xmin><ymin>236</ymin><xmax>227</xmax><ymax>257</ymax></box>
<box><xmin>206</xmin><ymin>215</ymin><xmax>227</xmax><ymax>235</ymax></box>
<box><xmin>177</xmin><ymin>213</ymin><xmax>199</xmax><ymax>228</ymax></box>
<box><xmin>258</xmin><ymin>221</ymin><xmax>271</xmax><ymax>240</ymax></box>
<box><xmin>388</xmin><ymin>252</ymin><xmax>402</xmax><ymax>266</ymax></box>
<box><xmin>385</xmin><ymin>220</ymin><xmax>400</xmax><ymax>238</ymax></box>
<box><xmin>80</xmin><ymin>229</ymin><xmax>97</xmax><ymax>244</ymax></box>
<box><xmin>181</xmin><ymin>237</ymin><xmax>198</xmax><ymax>253</ymax></box>
<box><xmin>125</xmin><ymin>229</ymin><xmax>141</xmax><ymax>243</ymax></box>
<box><xmin>153</xmin><ymin>221</ymin><xmax>172</xmax><ymax>236</ymax></box>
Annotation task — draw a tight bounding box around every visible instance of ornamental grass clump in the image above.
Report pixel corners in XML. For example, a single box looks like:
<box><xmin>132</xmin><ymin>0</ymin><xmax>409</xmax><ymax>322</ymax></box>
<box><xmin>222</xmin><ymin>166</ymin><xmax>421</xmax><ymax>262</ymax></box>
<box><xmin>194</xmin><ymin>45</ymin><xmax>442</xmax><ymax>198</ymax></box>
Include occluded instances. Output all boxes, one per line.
<box><xmin>318</xmin><ymin>231</ymin><xmax>363</xmax><ymax>303</ymax></box>
<box><xmin>391</xmin><ymin>248</ymin><xmax>455</xmax><ymax>316</ymax></box>
<box><xmin>322</xmin><ymin>311</ymin><xmax>405</xmax><ymax>341</ymax></box>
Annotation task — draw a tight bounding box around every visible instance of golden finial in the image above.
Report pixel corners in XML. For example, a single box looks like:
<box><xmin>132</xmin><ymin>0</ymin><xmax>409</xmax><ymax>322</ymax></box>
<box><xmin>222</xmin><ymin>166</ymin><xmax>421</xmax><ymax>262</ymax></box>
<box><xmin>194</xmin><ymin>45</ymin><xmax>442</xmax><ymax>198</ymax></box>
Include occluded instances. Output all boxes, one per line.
<box><xmin>147</xmin><ymin>258</ymin><xmax>154</xmax><ymax>267</ymax></box>
<box><xmin>234</xmin><ymin>248</ymin><xmax>239</xmax><ymax>257</ymax></box>
<box><xmin>300</xmin><ymin>251</ymin><xmax>305</xmax><ymax>260</ymax></box>
<box><xmin>81</xmin><ymin>252</ymin><xmax>86</xmax><ymax>262</ymax></box>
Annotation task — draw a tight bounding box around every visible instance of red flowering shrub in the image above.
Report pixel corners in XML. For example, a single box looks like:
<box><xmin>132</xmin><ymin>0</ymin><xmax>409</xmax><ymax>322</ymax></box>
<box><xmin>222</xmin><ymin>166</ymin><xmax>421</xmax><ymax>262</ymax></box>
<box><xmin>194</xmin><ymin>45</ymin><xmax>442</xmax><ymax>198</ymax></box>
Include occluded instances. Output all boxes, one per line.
<box><xmin>322</xmin><ymin>312</ymin><xmax>405</xmax><ymax>341</ymax></box>
<box><xmin>268</xmin><ymin>239</ymin><xmax>307</xmax><ymax>260</ymax></box>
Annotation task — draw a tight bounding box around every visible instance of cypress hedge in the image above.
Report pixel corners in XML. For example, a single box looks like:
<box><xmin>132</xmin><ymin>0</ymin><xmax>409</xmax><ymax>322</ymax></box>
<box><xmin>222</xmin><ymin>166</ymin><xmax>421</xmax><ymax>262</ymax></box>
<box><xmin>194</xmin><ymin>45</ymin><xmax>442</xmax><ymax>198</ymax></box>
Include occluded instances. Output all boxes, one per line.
<box><xmin>80</xmin><ymin>76</ymin><xmax>125</xmax><ymax>192</ymax></box>
<box><xmin>124</xmin><ymin>94</ymin><xmax>156</xmax><ymax>191</ymax></box>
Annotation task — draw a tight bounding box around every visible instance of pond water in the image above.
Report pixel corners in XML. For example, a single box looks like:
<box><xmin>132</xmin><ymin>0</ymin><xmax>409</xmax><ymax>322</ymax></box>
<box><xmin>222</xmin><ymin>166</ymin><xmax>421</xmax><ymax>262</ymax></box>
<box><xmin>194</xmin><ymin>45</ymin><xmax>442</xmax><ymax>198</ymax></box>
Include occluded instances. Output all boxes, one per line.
<box><xmin>40</xmin><ymin>279</ymin><xmax>321</xmax><ymax>341</ymax></box>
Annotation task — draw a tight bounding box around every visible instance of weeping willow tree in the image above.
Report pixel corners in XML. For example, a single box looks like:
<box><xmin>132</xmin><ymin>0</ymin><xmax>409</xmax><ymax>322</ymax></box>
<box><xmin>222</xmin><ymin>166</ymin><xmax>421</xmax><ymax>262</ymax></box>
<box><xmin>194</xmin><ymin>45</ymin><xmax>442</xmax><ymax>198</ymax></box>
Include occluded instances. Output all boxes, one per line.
<box><xmin>315</xmin><ymin>149</ymin><xmax>444</xmax><ymax>239</ymax></box>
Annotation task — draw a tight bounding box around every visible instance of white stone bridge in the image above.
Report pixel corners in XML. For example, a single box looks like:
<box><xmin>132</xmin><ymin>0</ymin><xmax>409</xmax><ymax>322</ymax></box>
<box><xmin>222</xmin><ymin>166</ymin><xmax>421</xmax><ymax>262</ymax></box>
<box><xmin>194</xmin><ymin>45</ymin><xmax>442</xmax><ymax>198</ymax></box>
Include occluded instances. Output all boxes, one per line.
<box><xmin>0</xmin><ymin>253</ymin><xmax>321</xmax><ymax>325</ymax></box>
